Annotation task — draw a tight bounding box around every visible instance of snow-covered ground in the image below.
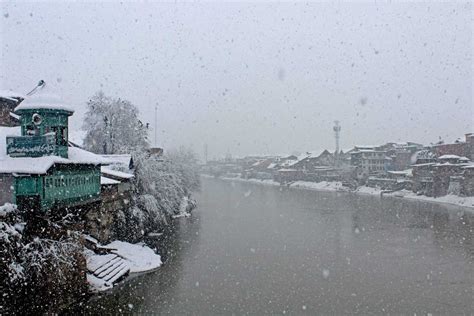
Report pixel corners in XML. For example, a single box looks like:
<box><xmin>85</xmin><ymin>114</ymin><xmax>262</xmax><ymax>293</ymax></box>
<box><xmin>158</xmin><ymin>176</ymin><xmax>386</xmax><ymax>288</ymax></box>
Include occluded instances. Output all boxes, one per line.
<box><xmin>291</xmin><ymin>180</ymin><xmax>348</xmax><ymax>192</ymax></box>
<box><xmin>221</xmin><ymin>176</ymin><xmax>280</xmax><ymax>187</ymax></box>
<box><xmin>384</xmin><ymin>189</ymin><xmax>474</xmax><ymax>209</ymax></box>
<box><xmin>212</xmin><ymin>176</ymin><xmax>474</xmax><ymax>211</ymax></box>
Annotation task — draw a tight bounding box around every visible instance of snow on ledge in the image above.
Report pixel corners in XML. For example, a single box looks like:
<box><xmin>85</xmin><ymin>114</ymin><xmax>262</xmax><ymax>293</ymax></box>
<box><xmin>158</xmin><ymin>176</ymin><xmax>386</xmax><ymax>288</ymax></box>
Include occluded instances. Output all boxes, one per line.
<box><xmin>101</xmin><ymin>176</ymin><xmax>120</xmax><ymax>185</ymax></box>
<box><xmin>87</xmin><ymin>273</ymin><xmax>113</xmax><ymax>292</ymax></box>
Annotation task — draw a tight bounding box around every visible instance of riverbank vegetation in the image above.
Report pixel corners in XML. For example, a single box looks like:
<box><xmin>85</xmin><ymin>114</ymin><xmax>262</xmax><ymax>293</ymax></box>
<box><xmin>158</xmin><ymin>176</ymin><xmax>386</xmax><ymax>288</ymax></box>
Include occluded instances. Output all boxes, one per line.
<box><xmin>0</xmin><ymin>92</ymin><xmax>200</xmax><ymax>313</ymax></box>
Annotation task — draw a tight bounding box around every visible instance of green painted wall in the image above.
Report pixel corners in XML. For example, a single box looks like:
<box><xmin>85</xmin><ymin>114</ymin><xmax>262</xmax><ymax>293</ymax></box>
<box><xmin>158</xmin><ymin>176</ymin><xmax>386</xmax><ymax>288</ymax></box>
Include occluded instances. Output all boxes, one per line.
<box><xmin>14</xmin><ymin>108</ymin><xmax>72</xmax><ymax>158</ymax></box>
<box><xmin>11</xmin><ymin>108</ymin><xmax>103</xmax><ymax>212</ymax></box>
<box><xmin>15</xmin><ymin>165</ymin><xmax>101</xmax><ymax>211</ymax></box>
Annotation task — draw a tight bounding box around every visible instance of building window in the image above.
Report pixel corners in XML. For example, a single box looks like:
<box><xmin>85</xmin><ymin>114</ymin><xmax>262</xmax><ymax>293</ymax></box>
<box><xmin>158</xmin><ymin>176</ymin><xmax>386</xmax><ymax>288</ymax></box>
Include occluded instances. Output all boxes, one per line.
<box><xmin>61</xmin><ymin>127</ymin><xmax>68</xmax><ymax>145</ymax></box>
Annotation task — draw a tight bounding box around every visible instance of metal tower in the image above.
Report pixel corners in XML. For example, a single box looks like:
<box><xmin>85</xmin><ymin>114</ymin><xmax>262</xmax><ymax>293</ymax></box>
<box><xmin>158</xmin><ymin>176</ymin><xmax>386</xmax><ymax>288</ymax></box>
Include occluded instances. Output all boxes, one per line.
<box><xmin>333</xmin><ymin>120</ymin><xmax>341</xmax><ymax>155</ymax></box>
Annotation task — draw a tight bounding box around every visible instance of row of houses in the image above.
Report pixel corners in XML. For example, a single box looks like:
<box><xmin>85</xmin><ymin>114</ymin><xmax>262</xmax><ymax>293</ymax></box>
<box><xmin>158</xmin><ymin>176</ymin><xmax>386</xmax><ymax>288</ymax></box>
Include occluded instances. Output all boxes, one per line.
<box><xmin>203</xmin><ymin>134</ymin><xmax>474</xmax><ymax>198</ymax></box>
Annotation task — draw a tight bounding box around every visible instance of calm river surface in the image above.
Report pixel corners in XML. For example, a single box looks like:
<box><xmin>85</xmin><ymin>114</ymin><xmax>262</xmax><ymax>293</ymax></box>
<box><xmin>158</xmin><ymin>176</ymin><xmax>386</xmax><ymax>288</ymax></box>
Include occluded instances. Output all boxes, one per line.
<box><xmin>85</xmin><ymin>177</ymin><xmax>474</xmax><ymax>315</ymax></box>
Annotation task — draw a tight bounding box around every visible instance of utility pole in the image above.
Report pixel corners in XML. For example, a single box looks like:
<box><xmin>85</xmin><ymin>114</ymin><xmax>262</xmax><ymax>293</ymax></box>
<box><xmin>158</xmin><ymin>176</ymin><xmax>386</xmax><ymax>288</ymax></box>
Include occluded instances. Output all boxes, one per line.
<box><xmin>103</xmin><ymin>116</ymin><xmax>108</xmax><ymax>154</ymax></box>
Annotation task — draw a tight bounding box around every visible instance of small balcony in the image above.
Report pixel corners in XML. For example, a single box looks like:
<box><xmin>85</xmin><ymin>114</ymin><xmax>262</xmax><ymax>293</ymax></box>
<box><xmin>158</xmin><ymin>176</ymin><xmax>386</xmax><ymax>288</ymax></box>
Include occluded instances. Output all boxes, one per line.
<box><xmin>6</xmin><ymin>134</ymin><xmax>57</xmax><ymax>158</ymax></box>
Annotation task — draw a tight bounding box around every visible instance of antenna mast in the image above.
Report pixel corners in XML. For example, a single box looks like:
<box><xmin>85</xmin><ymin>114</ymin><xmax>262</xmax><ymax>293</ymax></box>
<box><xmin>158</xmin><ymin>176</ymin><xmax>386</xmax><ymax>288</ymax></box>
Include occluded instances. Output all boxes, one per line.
<box><xmin>26</xmin><ymin>80</ymin><xmax>46</xmax><ymax>96</ymax></box>
<box><xmin>333</xmin><ymin>120</ymin><xmax>341</xmax><ymax>164</ymax></box>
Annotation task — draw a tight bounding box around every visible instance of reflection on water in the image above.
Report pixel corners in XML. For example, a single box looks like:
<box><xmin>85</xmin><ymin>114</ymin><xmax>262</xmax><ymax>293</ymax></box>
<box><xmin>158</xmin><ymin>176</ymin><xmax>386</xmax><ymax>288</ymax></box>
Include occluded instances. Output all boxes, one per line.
<box><xmin>83</xmin><ymin>178</ymin><xmax>473</xmax><ymax>315</ymax></box>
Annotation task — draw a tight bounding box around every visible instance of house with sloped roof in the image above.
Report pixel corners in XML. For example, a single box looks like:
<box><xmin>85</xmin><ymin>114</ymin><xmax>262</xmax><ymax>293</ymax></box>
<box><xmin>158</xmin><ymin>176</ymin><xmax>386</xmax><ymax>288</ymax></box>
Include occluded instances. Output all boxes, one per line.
<box><xmin>0</xmin><ymin>90</ymin><xmax>24</xmax><ymax>127</ymax></box>
<box><xmin>290</xmin><ymin>150</ymin><xmax>335</xmax><ymax>171</ymax></box>
<box><xmin>0</xmin><ymin>84</ymin><xmax>109</xmax><ymax>216</ymax></box>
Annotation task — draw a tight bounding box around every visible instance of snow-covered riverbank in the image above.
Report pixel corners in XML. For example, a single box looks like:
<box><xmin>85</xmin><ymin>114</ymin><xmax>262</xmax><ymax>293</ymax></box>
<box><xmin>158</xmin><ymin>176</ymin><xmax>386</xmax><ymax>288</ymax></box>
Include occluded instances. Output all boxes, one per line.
<box><xmin>205</xmin><ymin>175</ymin><xmax>474</xmax><ymax>210</ymax></box>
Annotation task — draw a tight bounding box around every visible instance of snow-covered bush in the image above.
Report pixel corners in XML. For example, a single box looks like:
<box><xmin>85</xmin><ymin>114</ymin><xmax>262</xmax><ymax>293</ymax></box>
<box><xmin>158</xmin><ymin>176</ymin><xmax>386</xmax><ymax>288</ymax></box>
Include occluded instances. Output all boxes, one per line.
<box><xmin>133</xmin><ymin>148</ymin><xmax>200</xmax><ymax>217</ymax></box>
<box><xmin>0</xmin><ymin>204</ymin><xmax>87</xmax><ymax>314</ymax></box>
<box><xmin>166</xmin><ymin>147</ymin><xmax>201</xmax><ymax>194</ymax></box>
<box><xmin>0</xmin><ymin>204</ymin><xmax>25</xmax><ymax>284</ymax></box>
<box><xmin>108</xmin><ymin>147</ymin><xmax>200</xmax><ymax>242</ymax></box>
<box><xmin>138</xmin><ymin>194</ymin><xmax>169</xmax><ymax>226</ymax></box>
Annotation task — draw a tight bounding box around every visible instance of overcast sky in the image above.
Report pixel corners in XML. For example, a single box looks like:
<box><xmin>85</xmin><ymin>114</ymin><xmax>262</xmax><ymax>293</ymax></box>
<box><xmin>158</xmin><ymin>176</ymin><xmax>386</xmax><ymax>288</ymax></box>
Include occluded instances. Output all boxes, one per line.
<box><xmin>1</xmin><ymin>1</ymin><xmax>472</xmax><ymax>159</ymax></box>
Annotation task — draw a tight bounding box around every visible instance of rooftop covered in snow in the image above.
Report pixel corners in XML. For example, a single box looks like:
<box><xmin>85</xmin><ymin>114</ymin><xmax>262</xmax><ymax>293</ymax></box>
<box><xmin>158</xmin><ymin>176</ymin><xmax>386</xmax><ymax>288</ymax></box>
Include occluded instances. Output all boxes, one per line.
<box><xmin>0</xmin><ymin>126</ymin><xmax>110</xmax><ymax>174</ymax></box>
<box><xmin>101</xmin><ymin>167</ymin><xmax>134</xmax><ymax>180</ymax></box>
<box><xmin>14</xmin><ymin>86</ymin><xmax>74</xmax><ymax>114</ymax></box>
<box><xmin>0</xmin><ymin>90</ymin><xmax>26</xmax><ymax>102</ymax></box>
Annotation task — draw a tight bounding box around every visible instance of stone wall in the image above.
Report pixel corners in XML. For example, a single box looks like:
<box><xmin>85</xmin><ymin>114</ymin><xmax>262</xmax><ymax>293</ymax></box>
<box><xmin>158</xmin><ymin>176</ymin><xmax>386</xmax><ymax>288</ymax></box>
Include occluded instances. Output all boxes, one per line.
<box><xmin>0</xmin><ymin>174</ymin><xmax>14</xmax><ymax>205</ymax></box>
<box><xmin>85</xmin><ymin>184</ymin><xmax>131</xmax><ymax>244</ymax></box>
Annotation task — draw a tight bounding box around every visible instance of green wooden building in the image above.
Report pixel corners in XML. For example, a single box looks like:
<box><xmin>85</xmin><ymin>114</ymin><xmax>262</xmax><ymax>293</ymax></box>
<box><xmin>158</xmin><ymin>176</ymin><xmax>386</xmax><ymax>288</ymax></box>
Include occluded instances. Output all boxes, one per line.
<box><xmin>0</xmin><ymin>88</ymin><xmax>108</xmax><ymax>213</ymax></box>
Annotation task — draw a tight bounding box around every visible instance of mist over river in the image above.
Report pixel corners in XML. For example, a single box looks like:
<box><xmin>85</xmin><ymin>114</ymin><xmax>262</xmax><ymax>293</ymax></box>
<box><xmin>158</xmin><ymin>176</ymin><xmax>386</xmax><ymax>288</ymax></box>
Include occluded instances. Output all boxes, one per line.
<box><xmin>85</xmin><ymin>177</ymin><xmax>474</xmax><ymax>315</ymax></box>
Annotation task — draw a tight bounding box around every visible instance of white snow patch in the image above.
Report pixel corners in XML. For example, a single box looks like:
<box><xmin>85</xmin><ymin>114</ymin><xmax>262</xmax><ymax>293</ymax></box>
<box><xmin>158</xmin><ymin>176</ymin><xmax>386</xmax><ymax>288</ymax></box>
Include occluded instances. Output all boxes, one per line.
<box><xmin>101</xmin><ymin>166</ymin><xmax>134</xmax><ymax>179</ymax></box>
<box><xmin>221</xmin><ymin>176</ymin><xmax>280</xmax><ymax>187</ymax></box>
<box><xmin>15</xmin><ymin>91</ymin><xmax>74</xmax><ymax>113</ymax></box>
<box><xmin>291</xmin><ymin>181</ymin><xmax>348</xmax><ymax>192</ymax></box>
<box><xmin>101</xmin><ymin>176</ymin><xmax>120</xmax><ymax>185</ymax></box>
<box><xmin>322</xmin><ymin>269</ymin><xmax>330</xmax><ymax>279</ymax></box>
<box><xmin>87</xmin><ymin>273</ymin><xmax>112</xmax><ymax>292</ymax></box>
<box><xmin>172</xmin><ymin>196</ymin><xmax>195</xmax><ymax>218</ymax></box>
<box><xmin>106</xmin><ymin>240</ymin><xmax>162</xmax><ymax>273</ymax></box>
<box><xmin>0</xmin><ymin>203</ymin><xmax>17</xmax><ymax>217</ymax></box>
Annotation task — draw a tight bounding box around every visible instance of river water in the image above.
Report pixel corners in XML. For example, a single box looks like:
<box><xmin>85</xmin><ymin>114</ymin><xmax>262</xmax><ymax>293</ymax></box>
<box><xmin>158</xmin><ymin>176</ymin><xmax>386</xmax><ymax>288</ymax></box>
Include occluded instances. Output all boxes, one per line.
<box><xmin>85</xmin><ymin>177</ymin><xmax>473</xmax><ymax>314</ymax></box>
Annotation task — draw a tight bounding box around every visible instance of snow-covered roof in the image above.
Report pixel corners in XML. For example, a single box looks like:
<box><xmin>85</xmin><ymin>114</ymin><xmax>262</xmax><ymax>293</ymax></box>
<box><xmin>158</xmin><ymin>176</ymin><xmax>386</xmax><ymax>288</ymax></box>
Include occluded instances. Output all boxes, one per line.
<box><xmin>286</xmin><ymin>150</ymin><xmax>324</xmax><ymax>166</ymax></box>
<box><xmin>411</xmin><ymin>150</ymin><xmax>436</xmax><ymax>164</ymax></box>
<box><xmin>433</xmin><ymin>162</ymin><xmax>469</xmax><ymax>167</ymax></box>
<box><xmin>15</xmin><ymin>89</ymin><xmax>74</xmax><ymax>113</ymax></box>
<box><xmin>280</xmin><ymin>159</ymin><xmax>298</xmax><ymax>167</ymax></box>
<box><xmin>0</xmin><ymin>147</ymin><xmax>109</xmax><ymax>175</ymax></box>
<box><xmin>0</xmin><ymin>90</ymin><xmax>25</xmax><ymax>101</ymax></box>
<box><xmin>0</xmin><ymin>156</ymin><xmax>66</xmax><ymax>174</ymax></box>
<box><xmin>251</xmin><ymin>160</ymin><xmax>264</xmax><ymax>167</ymax></box>
<box><xmin>101</xmin><ymin>154</ymin><xmax>132</xmax><ymax>168</ymax></box>
<box><xmin>387</xmin><ymin>169</ymin><xmax>413</xmax><ymax>176</ymax></box>
<box><xmin>438</xmin><ymin>154</ymin><xmax>460</xmax><ymax>160</ymax></box>
<box><xmin>68</xmin><ymin>147</ymin><xmax>110</xmax><ymax>165</ymax></box>
<box><xmin>0</xmin><ymin>126</ymin><xmax>110</xmax><ymax>174</ymax></box>
<box><xmin>354</xmin><ymin>145</ymin><xmax>378</xmax><ymax>150</ymax></box>
<box><xmin>411</xmin><ymin>162</ymin><xmax>435</xmax><ymax>167</ymax></box>
<box><xmin>101</xmin><ymin>176</ymin><xmax>120</xmax><ymax>185</ymax></box>
<box><xmin>101</xmin><ymin>167</ymin><xmax>134</xmax><ymax>179</ymax></box>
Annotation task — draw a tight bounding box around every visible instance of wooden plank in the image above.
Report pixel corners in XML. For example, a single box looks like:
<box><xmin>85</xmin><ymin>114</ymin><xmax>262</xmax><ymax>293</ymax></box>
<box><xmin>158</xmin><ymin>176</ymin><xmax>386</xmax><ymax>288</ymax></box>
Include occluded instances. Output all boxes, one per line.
<box><xmin>103</xmin><ymin>261</ymin><xmax>129</xmax><ymax>282</ymax></box>
<box><xmin>106</xmin><ymin>264</ymin><xmax>130</xmax><ymax>284</ymax></box>
<box><xmin>87</xmin><ymin>254</ymin><xmax>117</xmax><ymax>273</ymax></box>
<box><xmin>91</xmin><ymin>255</ymin><xmax>120</xmax><ymax>275</ymax></box>
<box><xmin>107</xmin><ymin>267</ymin><xmax>130</xmax><ymax>284</ymax></box>
<box><xmin>97</xmin><ymin>259</ymin><xmax>126</xmax><ymax>279</ymax></box>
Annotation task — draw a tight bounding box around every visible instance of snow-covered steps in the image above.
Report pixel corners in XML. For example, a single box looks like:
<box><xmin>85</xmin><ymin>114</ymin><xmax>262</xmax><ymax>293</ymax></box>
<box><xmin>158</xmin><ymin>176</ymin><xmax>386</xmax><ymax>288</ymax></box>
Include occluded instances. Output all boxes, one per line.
<box><xmin>85</xmin><ymin>251</ymin><xmax>130</xmax><ymax>291</ymax></box>
<box><xmin>83</xmin><ymin>238</ymin><xmax>163</xmax><ymax>292</ymax></box>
